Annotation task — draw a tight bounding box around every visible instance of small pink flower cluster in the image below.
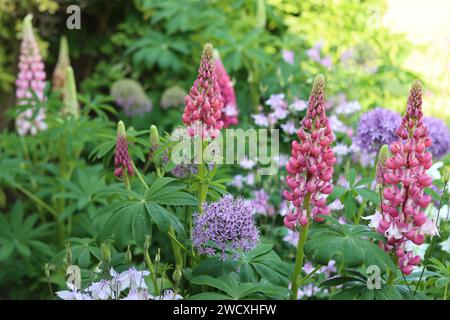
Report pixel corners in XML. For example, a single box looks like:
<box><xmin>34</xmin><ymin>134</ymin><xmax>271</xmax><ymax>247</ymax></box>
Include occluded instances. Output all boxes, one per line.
<box><xmin>182</xmin><ymin>44</ymin><xmax>224</xmax><ymax>139</ymax></box>
<box><xmin>15</xmin><ymin>15</ymin><xmax>47</xmax><ymax>136</ymax></box>
<box><xmin>114</xmin><ymin>121</ymin><xmax>134</xmax><ymax>178</ymax></box>
<box><xmin>214</xmin><ymin>55</ymin><xmax>238</xmax><ymax>128</ymax></box>
<box><xmin>283</xmin><ymin>75</ymin><xmax>336</xmax><ymax>229</ymax></box>
<box><xmin>377</xmin><ymin>81</ymin><xmax>437</xmax><ymax>275</ymax></box>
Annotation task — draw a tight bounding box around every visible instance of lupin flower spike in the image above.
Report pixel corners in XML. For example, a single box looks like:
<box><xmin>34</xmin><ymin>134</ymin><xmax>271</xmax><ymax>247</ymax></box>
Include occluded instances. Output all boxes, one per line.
<box><xmin>214</xmin><ymin>49</ymin><xmax>238</xmax><ymax>128</ymax></box>
<box><xmin>52</xmin><ymin>35</ymin><xmax>70</xmax><ymax>92</ymax></box>
<box><xmin>375</xmin><ymin>80</ymin><xmax>437</xmax><ymax>275</ymax></box>
<box><xmin>15</xmin><ymin>14</ymin><xmax>48</xmax><ymax>136</ymax></box>
<box><xmin>62</xmin><ymin>66</ymin><xmax>79</xmax><ymax>117</ymax></box>
<box><xmin>283</xmin><ymin>75</ymin><xmax>336</xmax><ymax>229</ymax></box>
<box><xmin>114</xmin><ymin>121</ymin><xmax>134</xmax><ymax>178</ymax></box>
<box><xmin>182</xmin><ymin>43</ymin><xmax>224</xmax><ymax>139</ymax></box>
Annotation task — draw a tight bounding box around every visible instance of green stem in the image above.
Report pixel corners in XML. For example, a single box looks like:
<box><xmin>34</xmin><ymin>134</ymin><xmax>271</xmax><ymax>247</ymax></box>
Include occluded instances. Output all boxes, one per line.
<box><xmin>16</xmin><ymin>184</ymin><xmax>58</xmax><ymax>217</ymax></box>
<box><xmin>444</xmin><ymin>283</ymin><xmax>448</xmax><ymax>300</ymax></box>
<box><xmin>289</xmin><ymin>194</ymin><xmax>311</xmax><ymax>300</ymax></box>
<box><xmin>131</xmin><ymin>161</ymin><xmax>149</xmax><ymax>189</ymax></box>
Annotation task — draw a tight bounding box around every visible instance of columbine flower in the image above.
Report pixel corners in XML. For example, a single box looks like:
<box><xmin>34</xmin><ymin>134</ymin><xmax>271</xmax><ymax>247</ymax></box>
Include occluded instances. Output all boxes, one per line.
<box><xmin>160</xmin><ymin>85</ymin><xmax>187</xmax><ymax>109</ymax></box>
<box><xmin>15</xmin><ymin>14</ymin><xmax>47</xmax><ymax>136</ymax></box>
<box><xmin>282</xmin><ymin>50</ymin><xmax>295</xmax><ymax>65</ymax></box>
<box><xmin>283</xmin><ymin>75</ymin><xmax>336</xmax><ymax>228</ymax></box>
<box><xmin>246</xmin><ymin>173</ymin><xmax>255</xmax><ymax>186</ymax></box>
<box><xmin>283</xmin><ymin>229</ymin><xmax>299</xmax><ymax>246</ymax></box>
<box><xmin>320</xmin><ymin>56</ymin><xmax>332</xmax><ymax>69</ymax></box>
<box><xmin>240</xmin><ymin>157</ymin><xmax>256</xmax><ymax>170</ymax></box>
<box><xmin>266</xmin><ymin>94</ymin><xmax>286</xmax><ymax>108</ymax></box>
<box><xmin>350</xmin><ymin>143</ymin><xmax>376</xmax><ymax>167</ymax></box>
<box><xmin>110</xmin><ymin>79</ymin><xmax>152</xmax><ymax>116</ymax></box>
<box><xmin>56</xmin><ymin>282</ymin><xmax>91</xmax><ymax>300</ymax></box>
<box><xmin>111</xmin><ymin>267</ymin><xmax>150</xmax><ymax>292</ymax></box>
<box><xmin>230</xmin><ymin>175</ymin><xmax>244</xmax><ymax>189</ymax></box>
<box><xmin>376</xmin><ymin>81</ymin><xmax>435</xmax><ymax>275</ymax></box>
<box><xmin>354</xmin><ymin>107</ymin><xmax>401</xmax><ymax>153</ymax></box>
<box><xmin>329</xmin><ymin>199</ymin><xmax>344</xmax><ymax>211</ymax></box>
<box><xmin>303</xmin><ymin>262</ymin><xmax>315</xmax><ymax>274</ymax></box>
<box><xmin>423</xmin><ymin>116</ymin><xmax>450</xmax><ymax>158</ymax></box>
<box><xmin>306</xmin><ymin>42</ymin><xmax>323</xmax><ymax>62</ymax></box>
<box><xmin>182</xmin><ymin>43</ymin><xmax>224</xmax><ymax>139</ymax></box>
<box><xmin>114</xmin><ymin>121</ymin><xmax>134</xmax><ymax>178</ymax></box>
<box><xmin>214</xmin><ymin>51</ymin><xmax>238</xmax><ymax>128</ymax></box>
<box><xmin>122</xmin><ymin>289</ymin><xmax>152</xmax><ymax>300</ymax></box>
<box><xmin>192</xmin><ymin>195</ymin><xmax>260</xmax><ymax>259</ymax></box>
<box><xmin>87</xmin><ymin>279</ymin><xmax>114</xmax><ymax>300</ymax></box>
<box><xmin>328</xmin><ymin>115</ymin><xmax>348</xmax><ymax>133</ymax></box>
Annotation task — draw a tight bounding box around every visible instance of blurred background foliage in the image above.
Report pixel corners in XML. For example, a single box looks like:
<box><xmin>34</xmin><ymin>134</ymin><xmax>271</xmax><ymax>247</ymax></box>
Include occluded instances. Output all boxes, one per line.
<box><xmin>1</xmin><ymin>0</ymin><xmax>448</xmax><ymax>131</ymax></box>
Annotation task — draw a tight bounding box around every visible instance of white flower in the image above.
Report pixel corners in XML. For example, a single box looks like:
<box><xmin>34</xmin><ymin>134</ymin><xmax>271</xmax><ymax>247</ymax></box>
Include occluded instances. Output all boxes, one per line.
<box><xmin>427</xmin><ymin>161</ymin><xmax>443</xmax><ymax>180</ymax></box>
<box><xmin>154</xmin><ymin>289</ymin><xmax>183</xmax><ymax>300</ymax></box>
<box><xmin>87</xmin><ymin>279</ymin><xmax>114</xmax><ymax>300</ymax></box>
<box><xmin>328</xmin><ymin>115</ymin><xmax>347</xmax><ymax>133</ymax></box>
<box><xmin>56</xmin><ymin>282</ymin><xmax>92</xmax><ymax>300</ymax></box>
<box><xmin>122</xmin><ymin>289</ymin><xmax>153</xmax><ymax>300</ymax></box>
<box><xmin>265</xmin><ymin>94</ymin><xmax>285</xmax><ymax>108</ymax></box>
<box><xmin>245</xmin><ymin>173</ymin><xmax>255</xmax><ymax>186</ymax></box>
<box><xmin>230</xmin><ymin>175</ymin><xmax>244</xmax><ymax>189</ymax></box>
<box><xmin>329</xmin><ymin>199</ymin><xmax>344</xmax><ymax>211</ymax></box>
<box><xmin>283</xmin><ymin>229</ymin><xmax>299</xmax><ymax>247</ymax></box>
<box><xmin>110</xmin><ymin>267</ymin><xmax>150</xmax><ymax>293</ymax></box>
<box><xmin>419</xmin><ymin>219</ymin><xmax>439</xmax><ymax>237</ymax></box>
<box><xmin>335</xmin><ymin>100</ymin><xmax>361</xmax><ymax>115</ymax></box>
<box><xmin>362</xmin><ymin>210</ymin><xmax>382</xmax><ymax>229</ymax></box>
<box><xmin>332</xmin><ymin>143</ymin><xmax>350</xmax><ymax>156</ymax></box>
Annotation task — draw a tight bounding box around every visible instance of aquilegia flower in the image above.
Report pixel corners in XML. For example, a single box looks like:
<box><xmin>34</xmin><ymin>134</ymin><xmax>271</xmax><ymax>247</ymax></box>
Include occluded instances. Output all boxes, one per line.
<box><xmin>192</xmin><ymin>195</ymin><xmax>260</xmax><ymax>259</ymax></box>
<box><xmin>114</xmin><ymin>121</ymin><xmax>134</xmax><ymax>178</ymax></box>
<box><xmin>423</xmin><ymin>116</ymin><xmax>450</xmax><ymax>158</ymax></box>
<box><xmin>160</xmin><ymin>85</ymin><xmax>186</xmax><ymax>109</ymax></box>
<box><xmin>374</xmin><ymin>81</ymin><xmax>437</xmax><ymax>275</ymax></box>
<box><xmin>354</xmin><ymin>107</ymin><xmax>401</xmax><ymax>153</ymax></box>
<box><xmin>182</xmin><ymin>43</ymin><xmax>224</xmax><ymax>139</ymax></box>
<box><xmin>110</xmin><ymin>79</ymin><xmax>152</xmax><ymax>116</ymax></box>
<box><xmin>214</xmin><ymin>50</ymin><xmax>238</xmax><ymax>127</ymax></box>
<box><xmin>15</xmin><ymin>14</ymin><xmax>47</xmax><ymax>136</ymax></box>
<box><xmin>283</xmin><ymin>75</ymin><xmax>336</xmax><ymax>229</ymax></box>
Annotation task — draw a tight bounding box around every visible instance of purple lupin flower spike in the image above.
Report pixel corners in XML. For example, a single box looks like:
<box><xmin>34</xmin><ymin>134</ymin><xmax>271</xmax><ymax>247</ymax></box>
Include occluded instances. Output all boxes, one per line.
<box><xmin>114</xmin><ymin>121</ymin><xmax>134</xmax><ymax>178</ymax></box>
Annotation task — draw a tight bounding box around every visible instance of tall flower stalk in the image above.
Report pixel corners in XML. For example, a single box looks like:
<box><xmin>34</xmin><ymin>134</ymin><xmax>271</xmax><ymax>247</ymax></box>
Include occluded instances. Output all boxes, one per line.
<box><xmin>283</xmin><ymin>75</ymin><xmax>336</xmax><ymax>299</ymax></box>
<box><xmin>114</xmin><ymin>121</ymin><xmax>134</xmax><ymax>189</ymax></box>
<box><xmin>182</xmin><ymin>43</ymin><xmax>224</xmax><ymax>214</ymax></box>
<box><xmin>375</xmin><ymin>81</ymin><xmax>437</xmax><ymax>275</ymax></box>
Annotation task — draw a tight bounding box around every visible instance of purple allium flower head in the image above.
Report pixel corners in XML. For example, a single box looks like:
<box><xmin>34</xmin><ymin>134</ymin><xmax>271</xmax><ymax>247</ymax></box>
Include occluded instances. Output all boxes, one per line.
<box><xmin>160</xmin><ymin>85</ymin><xmax>186</xmax><ymax>109</ymax></box>
<box><xmin>192</xmin><ymin>195</ymin><xmax>260</xmax><ymax>259</ymax></box>
<box><xmin>354</xmin><ymin>107</ymin><xmax>401</xmax><ymax>153</ymax></box>
<box><xmin>423</xmin><ymin>116</ymin><xmax>450</xmax><ymax>158</ymax></box>
<box><xmin>114</xmin><ymin>121</ymin><xmax>134</xmax><ymax>178</ymax></box>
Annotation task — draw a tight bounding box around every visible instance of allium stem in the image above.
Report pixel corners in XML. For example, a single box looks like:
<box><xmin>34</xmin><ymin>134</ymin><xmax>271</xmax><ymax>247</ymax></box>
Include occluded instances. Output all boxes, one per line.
<box><xmin>289</xmin><ymin>193</ymin><xmax>311</xmax><ymax>300</ymax></box>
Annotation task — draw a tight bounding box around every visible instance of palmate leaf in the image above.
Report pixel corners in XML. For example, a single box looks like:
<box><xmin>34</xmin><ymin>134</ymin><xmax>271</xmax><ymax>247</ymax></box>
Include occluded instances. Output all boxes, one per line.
<box><xmin>98</xmin><ymin>177</ymin><xmax>194</xmax><ymax>247</ymax></box>
<box><xmin>189</xmin><ymin>273</ymin><xmax>289</xmax><ymax>300</ymax></box>
<box><xmin>305</xmin><ymin>216</ymin><xmax>396</xmax><ymax>273</ymax></box>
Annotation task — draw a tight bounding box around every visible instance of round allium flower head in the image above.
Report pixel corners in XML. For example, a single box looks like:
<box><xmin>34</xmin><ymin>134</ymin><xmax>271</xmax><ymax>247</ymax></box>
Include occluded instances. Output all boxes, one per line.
<box><xmin>375</xmin><ymin>81</ymin><xmax>437</xmax><ymax>275</ymax></box>
<box><xmin>423</xmin><ymin>116</ymin><xmax>450</xmax><ymax>158</ymax></box>
<box><xmin>192</xmin><ymin>195</ymin><xmax>260</xmax><ymax>259</ymax></box>
<box><xmin>182</xmin><ymin>43</ymin><xmax>224</xmax><ymax>139</ymax></box>
<box><xmin>114</xmin><ymin>121</ymin><xmax>134</xmax><ymax>178</ymax></box>
<box><xmin>214</xmin><ymin>50</ymin><xmax>238</xmax><ymax>128</ymax></box>
<box><xmin>110</xmin><ymin>79</ymin><xmax>152</xmax><ymax>117</ymax></box>
<box><xmin>160</xmin><ymin>86</ymin><xmax>186</xmax><ymax>109</ymax></box>
<box><xmin>15</xmin><ymin>14</ymin><xmax>47</xmax><ymax>136</ymax></box>
<box><xmin>283</xmin><ymin>75</ymin><xmax>336</xmax><ymax>229</ymax></box>
<box><xmin>354</xmin><ymin>108</ymin><xmax>401</xmax><ymax>153</ymax></box>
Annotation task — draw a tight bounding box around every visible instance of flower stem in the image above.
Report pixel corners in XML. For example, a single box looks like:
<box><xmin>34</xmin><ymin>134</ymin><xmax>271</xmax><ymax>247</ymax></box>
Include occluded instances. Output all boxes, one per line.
<box><xmin>289</xmin><ymin>193</ymin><xmax>311</xmax><ymax>300</ymax></box>
<box><xmin>131</xmin><ymin>161</ymin><xmax>149</xmax><ymax>189</ymax></box>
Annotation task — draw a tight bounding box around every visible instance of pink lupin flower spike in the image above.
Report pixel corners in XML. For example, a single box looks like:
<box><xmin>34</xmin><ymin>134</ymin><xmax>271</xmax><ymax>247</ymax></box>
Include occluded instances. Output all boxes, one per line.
<box><xmin>15</xmin><ymin>14</ymin><xmax>47</xmax><ymax>136</ymax></box>
<box><xmin>283</xmin><ymin>75</ymin><xmax>336</xmax><ymax>229</ymax></box>
<box><xmin>114</xmin><ymin>121</ymin><xmax>134</xmax><ymax>178</ymax></box>
<box><xmin>378</xmin><ymin>81</ymin><xmax>437</xmax><ymax>275</ymax></box>
<box><xmin>182</xmin><ymin>43</ymin><xmax>224</xmax><ymax>139</ymax></box>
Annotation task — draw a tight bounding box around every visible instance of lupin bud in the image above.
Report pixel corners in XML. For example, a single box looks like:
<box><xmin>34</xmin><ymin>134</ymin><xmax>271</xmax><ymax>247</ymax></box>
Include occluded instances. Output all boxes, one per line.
<box><xmin>44</xmin><ymin>263</ymin><xmax>51</xmax><ymax>279</ymax></box>
<box><xmin>155</xmin><ymin>248</ymin><xmax>161</xmax><ymax>263</ymax></box>
<box><xmin>62</xmin><ymin>66</ymin><xmax>79</xmax><ymax>117</ymax></box>
<box><xmin>100</xmin><ymin>242</ymin><xmax>111</xmax><ymax>269</ymax></box>
<box><xmin>173</xmin><ymin>267</ymin><xmax>182</xmax><ymax>285</ymax></box>
<box><xmin>64</xmin><ymin>243</ymin><xmax>73</xmax><ymax>266</ymax></box>
<box><xmin>52</xmin><ymin>35</ymin><xmax>70</xmax><ymax>92</ymax></box>
<box><xmin>114</xmin><ymin>121</ymin><xmax>134</xmax><ymax>178</ymax></box>
<box><xmin>149</xmin><ymin>125</ymin><xmax>160</xmax><ymax>163</ymax></box>
<box><xmin>126</xmin><ymin>245</ymin><xmax>133</xmax><ymax>265</ymax></box>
